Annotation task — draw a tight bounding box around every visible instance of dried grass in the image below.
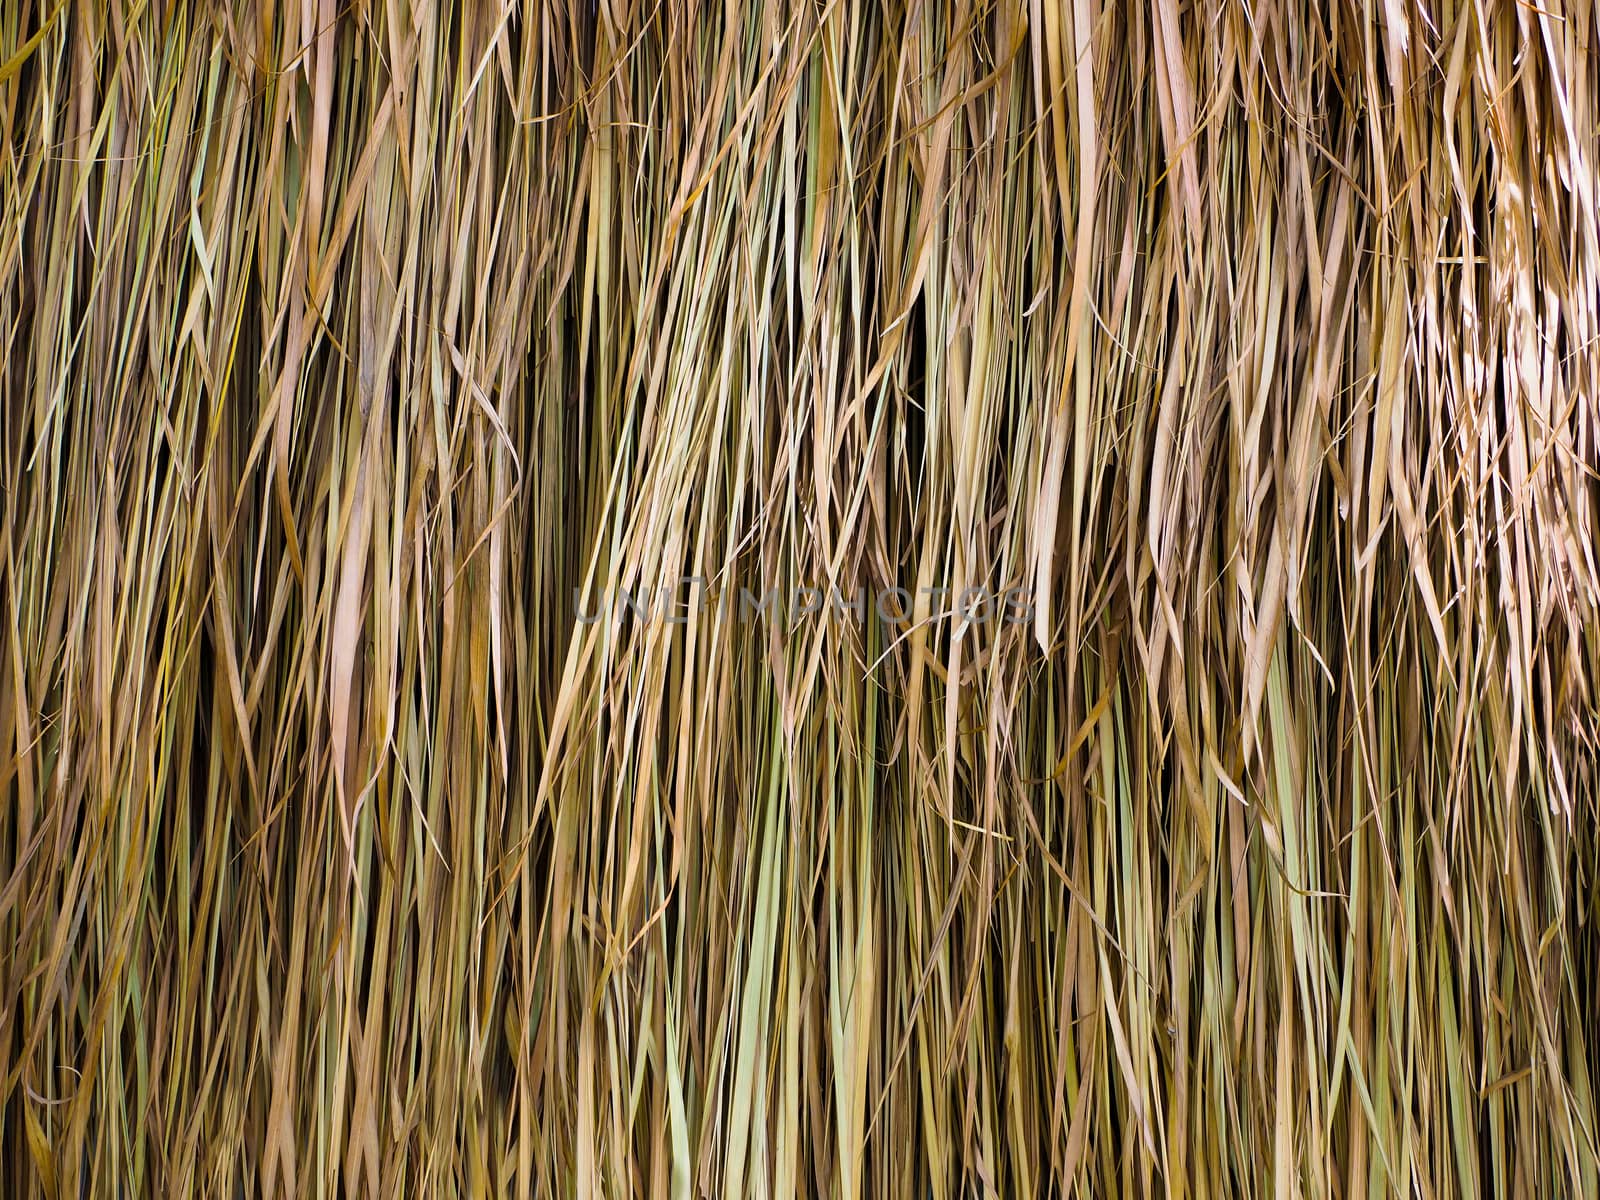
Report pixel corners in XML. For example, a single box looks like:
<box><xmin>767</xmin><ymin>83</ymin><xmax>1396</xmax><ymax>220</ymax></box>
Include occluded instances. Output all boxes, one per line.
<box><xmin>0</xmin><ymin>0</ymin><xmax>1597</xmax><ymax>1195</ymax></box>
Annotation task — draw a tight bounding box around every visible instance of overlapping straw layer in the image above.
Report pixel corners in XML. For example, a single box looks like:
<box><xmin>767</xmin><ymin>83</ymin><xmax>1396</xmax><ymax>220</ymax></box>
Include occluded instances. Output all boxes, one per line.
<box><xmin>0</xmin><ymin>0</ymin><xmax>1596</xmax><ymax>1194</ymax></box>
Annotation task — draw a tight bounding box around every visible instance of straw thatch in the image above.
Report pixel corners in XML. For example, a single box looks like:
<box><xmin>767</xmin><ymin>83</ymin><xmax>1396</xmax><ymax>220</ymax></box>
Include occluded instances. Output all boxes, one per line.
<box><xmin>0</xmin><ymin>0</ymin><xmax>1596</xmax><ymax>1194</ymax></box>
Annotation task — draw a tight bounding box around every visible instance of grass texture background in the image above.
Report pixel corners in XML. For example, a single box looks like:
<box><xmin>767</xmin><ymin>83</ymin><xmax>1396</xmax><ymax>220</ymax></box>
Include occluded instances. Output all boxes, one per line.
<box><xmin>0</xmin><ymin>0</ymin><xmax>1597</xmax><ymax>1195</ymax></box>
